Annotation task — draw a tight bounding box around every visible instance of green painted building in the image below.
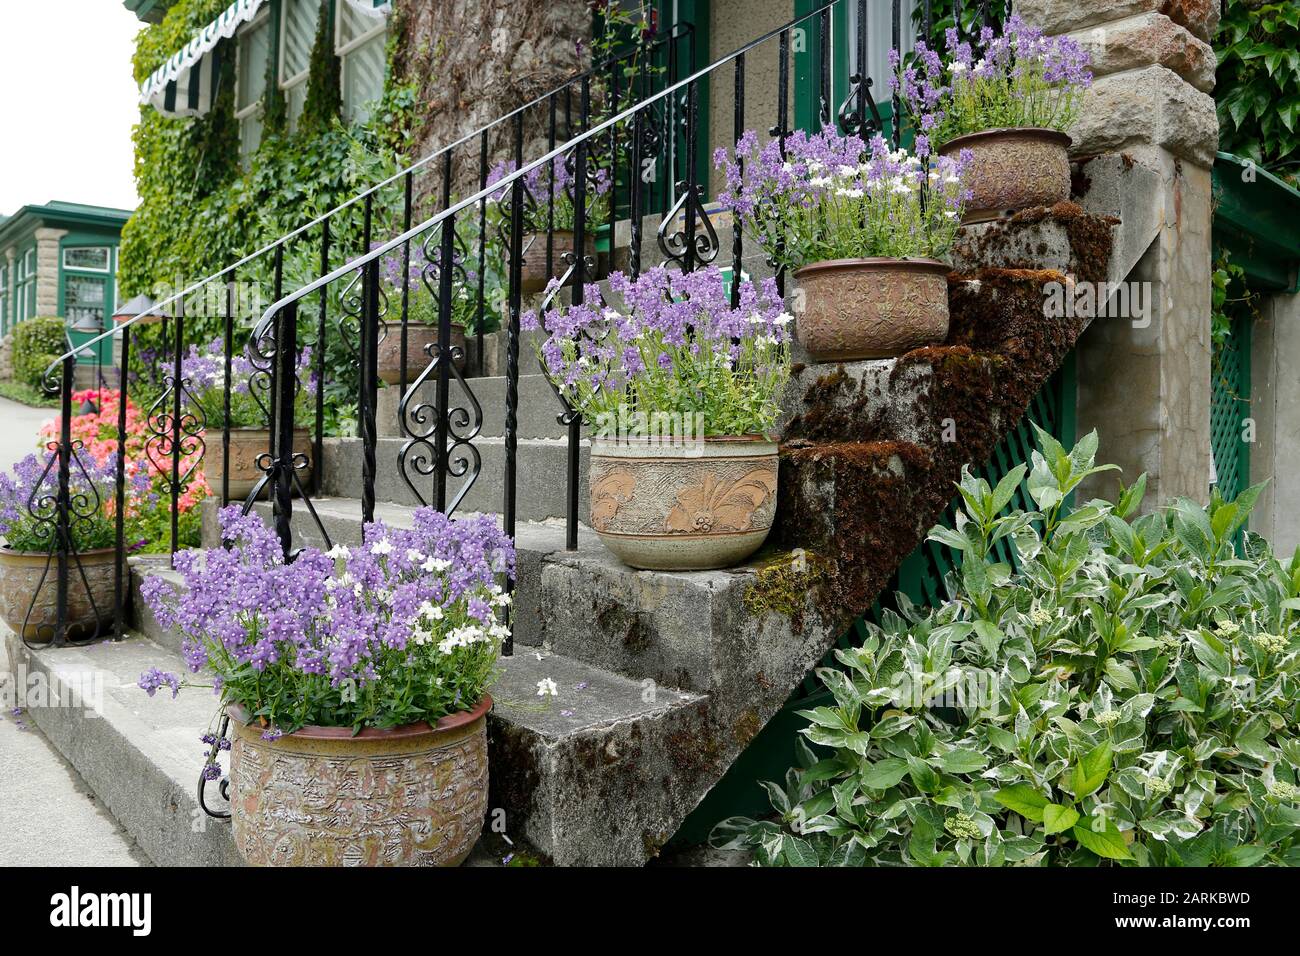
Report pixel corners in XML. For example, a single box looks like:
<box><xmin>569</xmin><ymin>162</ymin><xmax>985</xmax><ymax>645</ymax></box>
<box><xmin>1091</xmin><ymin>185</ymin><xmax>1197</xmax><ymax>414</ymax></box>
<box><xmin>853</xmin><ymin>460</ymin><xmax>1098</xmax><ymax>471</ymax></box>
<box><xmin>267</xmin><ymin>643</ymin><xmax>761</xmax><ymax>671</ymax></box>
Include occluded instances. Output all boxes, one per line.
<box><xmin>0</xmin><ymin>201</ymin><xmax>133</xmax><ymax>365</ymax></box>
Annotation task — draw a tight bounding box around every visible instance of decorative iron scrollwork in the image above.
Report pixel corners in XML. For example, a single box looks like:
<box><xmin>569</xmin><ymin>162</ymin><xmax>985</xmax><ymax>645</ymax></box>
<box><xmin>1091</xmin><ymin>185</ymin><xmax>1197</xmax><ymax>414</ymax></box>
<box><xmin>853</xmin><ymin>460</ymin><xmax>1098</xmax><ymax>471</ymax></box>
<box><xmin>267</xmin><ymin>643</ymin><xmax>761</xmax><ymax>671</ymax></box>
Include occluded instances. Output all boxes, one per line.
<box><xmin>657</xmin><ymin>181</ymin><xmax>719</xmax><ymax>269</ymax></box>
<box><xmin>837</xmin><ymin>73</ymin><xmax>886</xmax><ymax>137</ymax></box>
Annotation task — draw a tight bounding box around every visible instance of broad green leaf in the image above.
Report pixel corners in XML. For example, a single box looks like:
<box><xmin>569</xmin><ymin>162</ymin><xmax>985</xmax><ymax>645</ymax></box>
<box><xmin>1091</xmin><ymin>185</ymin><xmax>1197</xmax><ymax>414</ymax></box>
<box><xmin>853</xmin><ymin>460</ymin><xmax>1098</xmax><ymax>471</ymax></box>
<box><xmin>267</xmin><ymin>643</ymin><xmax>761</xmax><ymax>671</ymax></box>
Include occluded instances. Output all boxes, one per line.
<box><xmin>1043</xmin><ymin>803</ymin><xmax>1080</xmax><ymax>835</ymax></box>
<box><xmin>994</xmin><ymin>783</ymin><xmax>1049</xmax><ymax>822</ymax></box>
<box><xmin>859</xmin><ymin>758</ymin><xmax>910</xmax><ymax>790</ymax></box>
<box><xmin>1071</xmin><ymin>820</ymin><xmax>1134</xmax><ymax>861</ymax></box>
<box><xmin>1071</xmin><ymin>740</ymin><xmax>1113</xmax><ymax>798</ymax></box>
<box><xmin>939</xmin><ymin>748</ymin><xmax>988</xmax><ymax>774</ymax></box>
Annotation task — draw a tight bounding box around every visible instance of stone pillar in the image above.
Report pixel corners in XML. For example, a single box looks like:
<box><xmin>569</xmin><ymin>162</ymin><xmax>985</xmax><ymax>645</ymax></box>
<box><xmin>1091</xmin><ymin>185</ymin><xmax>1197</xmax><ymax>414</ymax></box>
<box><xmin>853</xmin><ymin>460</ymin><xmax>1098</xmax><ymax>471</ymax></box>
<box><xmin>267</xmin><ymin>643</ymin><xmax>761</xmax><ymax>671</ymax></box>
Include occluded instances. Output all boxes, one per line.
<box><xmin>1249</xmin><ymin>291</ymin><xmax>1300</xmax><ymax>555</ymax></box>
<box><xmin>34</xmin><ymin>227</ymin><xmax>67</xmax><ymax>318</ymax></box>
<box><xmin>1018</xmin><ymin>0</ymin><xmax>1218</xmax><ymax>507</ymax></box>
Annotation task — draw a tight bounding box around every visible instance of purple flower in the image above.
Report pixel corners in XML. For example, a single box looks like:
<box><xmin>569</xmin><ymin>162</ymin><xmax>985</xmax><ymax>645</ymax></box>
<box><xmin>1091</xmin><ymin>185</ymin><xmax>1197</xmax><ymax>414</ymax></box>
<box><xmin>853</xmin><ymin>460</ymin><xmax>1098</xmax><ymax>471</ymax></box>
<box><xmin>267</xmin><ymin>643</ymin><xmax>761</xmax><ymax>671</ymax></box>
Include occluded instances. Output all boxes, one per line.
<box><xmin>138</xmin><ymin>667</ymin><xmax>181</xmax><ymax>699</ymax></box>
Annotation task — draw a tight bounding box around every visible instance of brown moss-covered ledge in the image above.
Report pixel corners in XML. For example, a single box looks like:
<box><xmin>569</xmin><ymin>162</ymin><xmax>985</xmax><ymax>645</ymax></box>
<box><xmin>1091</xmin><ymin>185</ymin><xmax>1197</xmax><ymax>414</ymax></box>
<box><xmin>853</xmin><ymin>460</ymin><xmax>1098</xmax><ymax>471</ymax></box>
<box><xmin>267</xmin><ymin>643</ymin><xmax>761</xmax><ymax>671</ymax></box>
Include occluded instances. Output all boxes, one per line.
<box><xmin>774</xmin><ymin>258</ymin><xmax>1104</xmax><ymax>636</ymax></box>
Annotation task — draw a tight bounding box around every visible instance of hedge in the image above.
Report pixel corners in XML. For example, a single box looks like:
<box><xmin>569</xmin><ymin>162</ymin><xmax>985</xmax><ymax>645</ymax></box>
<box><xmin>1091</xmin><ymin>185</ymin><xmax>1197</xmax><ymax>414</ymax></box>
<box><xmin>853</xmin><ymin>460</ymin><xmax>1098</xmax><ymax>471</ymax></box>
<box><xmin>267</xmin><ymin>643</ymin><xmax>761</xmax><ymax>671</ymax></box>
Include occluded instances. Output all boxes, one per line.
<box><xmin>12</xmin><ymin>317</ymin><xmax>67</xmax><ymax>391</ymax></box>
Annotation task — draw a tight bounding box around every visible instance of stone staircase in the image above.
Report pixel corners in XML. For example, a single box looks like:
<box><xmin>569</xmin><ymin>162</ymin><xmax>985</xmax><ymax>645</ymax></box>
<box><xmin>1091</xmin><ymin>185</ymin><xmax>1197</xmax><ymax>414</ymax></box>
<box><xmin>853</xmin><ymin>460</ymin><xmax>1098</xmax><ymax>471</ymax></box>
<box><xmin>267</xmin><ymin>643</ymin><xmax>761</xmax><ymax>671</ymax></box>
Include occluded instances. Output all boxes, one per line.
<box><xmin>8</xmin><ymin>154</ymin><xmax>1160</xmax><ymax>866</ymax></box>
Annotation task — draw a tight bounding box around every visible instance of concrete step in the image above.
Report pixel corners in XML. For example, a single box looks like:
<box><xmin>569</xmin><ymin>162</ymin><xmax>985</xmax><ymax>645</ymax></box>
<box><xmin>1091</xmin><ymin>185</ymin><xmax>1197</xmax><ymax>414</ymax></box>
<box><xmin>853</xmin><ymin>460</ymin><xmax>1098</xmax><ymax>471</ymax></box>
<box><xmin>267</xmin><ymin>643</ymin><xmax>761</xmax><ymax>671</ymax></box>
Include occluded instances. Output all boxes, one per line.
<box><xmin>56</xmin><ymin>607</ymin><xmax>707</xmax><ymax>865</ymax></box>
<box><xmin>376</xmin><ymin>373</ymin><xmax>569</xmax><ymax>441</ymax></box>
<box><xmin>320</xmin><ymin>436</ymin><xmax>590</xmax><ymax>525</ymax></box>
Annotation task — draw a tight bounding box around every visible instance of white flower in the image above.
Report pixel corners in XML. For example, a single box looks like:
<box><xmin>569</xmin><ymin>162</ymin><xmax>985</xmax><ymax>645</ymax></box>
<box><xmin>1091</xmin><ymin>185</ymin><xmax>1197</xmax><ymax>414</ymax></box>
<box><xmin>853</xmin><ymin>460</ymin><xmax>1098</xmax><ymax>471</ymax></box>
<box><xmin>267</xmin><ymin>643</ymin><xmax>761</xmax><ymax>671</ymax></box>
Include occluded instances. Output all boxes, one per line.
<box><xmin>748</xmin><ymin>312</ymin><xmax>767</xmax><ymax>325</ymax></box>
<box><xmin>537</xmin><ymin>678</ymin><xmax>559</xmax><ymax>697</ymax></box>
<box><xmin>371</xmin><ymin>538</ymin><xmax>392</xmax><ymax>556</ymax></box>
<box><xmin>809</xmin><ymin>175</ymin><xmax>832</xmax><ymax>188</ymax></box>
<box><xmin>418</xmin><ymin>600</ymin><xmax>445</xmax><ymax>621</ymax></box>
<box><xmin>405</xmin><ymin>548</ymin><xmax>425</xmax><ymax>564</ymax></box>
<box><xmin>807</xmin><ymin>159</ymin><xmax>825</xmax><ymax>172</ymax></box>
<box><xmin>421</xmin><ymin>556</ymin><xmax>451</xmax><ymax>574</ymax></box>
<box><xmin>836</xmin><ymin>164</ymin><xmax>858</xmax><ymax>178</ymax></box>
<box><xmin>950</xmin><ymin>61</ymin><xmax>967</xmax><ymax>73</ymax></box>
<box><xmin>775</xmin><ymin>311</ymin><xmax>794</xmax><ymax>327</ymax></box>
<box><xmin>326</xmin><ymin>544</ymin><xmax>350</xmax><ymax>560</ymax></box>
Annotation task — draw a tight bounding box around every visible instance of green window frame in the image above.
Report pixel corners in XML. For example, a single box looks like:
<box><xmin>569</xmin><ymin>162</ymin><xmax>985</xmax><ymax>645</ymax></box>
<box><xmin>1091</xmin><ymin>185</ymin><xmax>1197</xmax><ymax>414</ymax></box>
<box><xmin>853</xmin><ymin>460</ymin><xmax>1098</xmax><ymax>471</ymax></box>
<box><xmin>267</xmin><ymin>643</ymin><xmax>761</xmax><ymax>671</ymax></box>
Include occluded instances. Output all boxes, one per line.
<box><xmin>236</xmin><ymin>7</ymin><xmax>273</xmax><ymax>164</ymax></box>
<box><xmin>336</xmin><ymin>0</ymin><xmax>387</xmax><ymax>125</ymax></box>
<box><xmin>793</xmin><ymin>0</ymin><xmax>917</xmax><ymax>138</ymax></box>
<box><xmin>60</xmin><ymin>244</ymin><xmax>118</xmax><ymax>366</ymax></box>
<box><xmin>16</xmin><ymin>247</ymin><xmax>37</xmax><ymax>321</ymax></box>
<box><xmin>280</xmin><ymin>0</ymin><xmax>323</xmax><ymax>132</ymax></box>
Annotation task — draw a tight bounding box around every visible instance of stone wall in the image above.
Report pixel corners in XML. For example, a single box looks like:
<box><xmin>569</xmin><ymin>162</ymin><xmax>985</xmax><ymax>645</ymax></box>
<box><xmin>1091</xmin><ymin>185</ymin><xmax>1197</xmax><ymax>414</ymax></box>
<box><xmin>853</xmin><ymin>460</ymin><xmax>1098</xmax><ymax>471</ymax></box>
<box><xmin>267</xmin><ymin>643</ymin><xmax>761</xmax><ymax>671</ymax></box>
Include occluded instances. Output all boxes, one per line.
<box><xmin>34</xmin><ymin>228</ymin><xmax>66</xmax><ymax>318</ymax></box>
<box><xmin>1019</xmin><ymin>0</ymin><xmax>1218</xmax><ymax>508</ymax></box>
<box><xmin>392</xmin><ymin>0</ymin><xmax>591</xmax><ymax>209</ymax></box>
<box><xmin>1249</xmin><ymin>291</ymin><xmax>1300</xmax><ymax>555</ymax></box>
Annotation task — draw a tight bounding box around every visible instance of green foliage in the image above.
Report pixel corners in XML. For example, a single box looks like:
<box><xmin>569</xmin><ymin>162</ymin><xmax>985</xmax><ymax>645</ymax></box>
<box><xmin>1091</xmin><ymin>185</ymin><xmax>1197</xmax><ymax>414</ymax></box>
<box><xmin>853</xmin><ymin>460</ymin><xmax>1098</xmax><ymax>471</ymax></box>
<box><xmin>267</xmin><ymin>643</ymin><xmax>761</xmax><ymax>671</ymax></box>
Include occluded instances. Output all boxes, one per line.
<box><xmin>1216</xmin><ymin>0</ymin><xmax>1300</xmax><ymax>184</ymax></box>
<box><xmin>300</xmin><ymin>0</ymin><xmax>342</xmax><ymax>136</ymax></box>
<box><xmin>0</xmin><ymin>380</ymin><xmax>59</xmax><ymax>409</ymax></box>
<box><xmin>714</xmin><ymin>428</ymin><xmax>1300</xmax><ymax>866</ymax></box>
<box><xmin>1211</xmin><ymin>252</ymin><xmax>1257</xmax><ymax>350</ymax></box>
<box><xmin>11</xmin><ymin>317</ymin><xmax>67</xmax><ymax>391</ymax></box>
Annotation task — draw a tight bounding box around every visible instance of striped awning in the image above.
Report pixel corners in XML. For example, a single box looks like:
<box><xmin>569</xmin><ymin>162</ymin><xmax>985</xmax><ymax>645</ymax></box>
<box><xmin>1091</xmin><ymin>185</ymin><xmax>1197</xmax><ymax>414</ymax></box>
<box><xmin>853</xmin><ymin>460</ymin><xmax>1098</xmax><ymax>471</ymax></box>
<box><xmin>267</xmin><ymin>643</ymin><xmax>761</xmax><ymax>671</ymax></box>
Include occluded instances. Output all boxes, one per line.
<box><xmin>139</xmin><ymin>0</ymin><xmax>391</xmax><ymax>119</ymax></box>
<box><xmin>139</xmin><ymin>0</ymin><xmax>267</xmax><ymax>118</ymax></box>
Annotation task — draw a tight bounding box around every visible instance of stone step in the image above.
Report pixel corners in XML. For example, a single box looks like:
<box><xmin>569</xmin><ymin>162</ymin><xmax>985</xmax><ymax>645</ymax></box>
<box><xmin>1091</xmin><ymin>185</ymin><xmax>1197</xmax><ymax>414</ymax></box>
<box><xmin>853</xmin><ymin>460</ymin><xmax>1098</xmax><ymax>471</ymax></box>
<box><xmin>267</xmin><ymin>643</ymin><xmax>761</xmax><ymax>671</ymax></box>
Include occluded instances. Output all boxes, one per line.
<box><xmin>376</xmin><ymin>373</ymin><xmax>569</xmax><ymax>441</ymax></box>
<box><xmin>320</xmin><ymin>435</ymin><xmax>590</xmax><ymax>525</ymax></box>
<box><xmin>27</xmin><ymin>614</ymin><xmax>708</xmax><ymax>866</ymax></box>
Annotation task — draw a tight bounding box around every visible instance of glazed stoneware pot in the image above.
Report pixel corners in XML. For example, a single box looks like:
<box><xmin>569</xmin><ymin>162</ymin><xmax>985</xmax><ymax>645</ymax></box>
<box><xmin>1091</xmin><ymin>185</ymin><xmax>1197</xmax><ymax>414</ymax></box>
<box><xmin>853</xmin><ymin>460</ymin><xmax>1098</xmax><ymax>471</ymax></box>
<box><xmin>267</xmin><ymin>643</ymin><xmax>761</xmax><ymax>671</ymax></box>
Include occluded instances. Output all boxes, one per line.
<box><xmin>0</xmin><ymin>546</ymin><xmax>117</xmax><ymax>643</ymax></box>
<box><xmin>519</xmin><ymin>230</ymin><xmax>597</xmax><ymax>294</ymax></box>
<box><xmin>205</xmin><ymin>427</ymin><xmax>313</xmax><ymax>500</ymax></box>
<box><xmin>589</xmin><ymin>436</ymin><xmax>779</xmax><ymax>571</ymax></box>
<box><xmin>938</xmin><ymin>127</ymin><xmax>1072</xmax><ymax>223</ymax></box>
<box><xmin>376</xmin><ymin>322</ymin><xmax>466</xmax><ymax>384</ymax></box>
<box><xmin>793</xmin><ymin>258</ymin><xmax>951</xmax><ymax>362</ymax></box>
<box><xmin>228</xmin><ymin>696</ymin><xmax>492</xmax><ymax>867</ymax></box>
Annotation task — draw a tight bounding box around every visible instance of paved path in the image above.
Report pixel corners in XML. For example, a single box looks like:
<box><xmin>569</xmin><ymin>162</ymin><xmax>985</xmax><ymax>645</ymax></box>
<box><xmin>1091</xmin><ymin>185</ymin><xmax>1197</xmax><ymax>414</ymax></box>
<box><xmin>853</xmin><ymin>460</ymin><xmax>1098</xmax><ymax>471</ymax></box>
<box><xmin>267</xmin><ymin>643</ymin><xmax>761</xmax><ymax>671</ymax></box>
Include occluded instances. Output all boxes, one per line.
<box><xmin>0</xmin><ymin>397</ymin><xmax>148</xmax><ymax>866</ymax></box>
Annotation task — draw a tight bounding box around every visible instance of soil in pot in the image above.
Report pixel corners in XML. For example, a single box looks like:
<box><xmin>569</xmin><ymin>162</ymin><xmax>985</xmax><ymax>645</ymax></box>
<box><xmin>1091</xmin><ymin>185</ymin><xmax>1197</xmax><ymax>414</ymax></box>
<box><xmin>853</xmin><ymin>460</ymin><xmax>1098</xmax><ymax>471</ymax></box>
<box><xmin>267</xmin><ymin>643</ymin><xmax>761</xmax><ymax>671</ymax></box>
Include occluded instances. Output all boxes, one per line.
<box><xmin>206</xmin><ymin>427</ymin><xmax>313</xmax><ymax>501</ymax></box>
<box><xmin>589</xmin><ymin>436</ymin><xmax>778</xmax><ymax>571</ymax></box>
<box><xmin>228</xmin><ymin>696</ymin><xmax>492</xmax><ymax>867</ymax></box>
<box><xmin>938</xmin><ymin>127</ymin><xmax>1072</xmax><ymax>223</ymax></box>
<box><xmin>377</xmin><ymin>322</ymin><xmax>467</xmax><ymax>385</ymax></box>
<box><xmin>793</xmin><ymin>258</ymin><xmax>951</xmax><ymax>362</ymax></box>
<box><xmin>0</xmin><ymin>546</ymin><xmax>118</xmax><ymax>643</ymax></box>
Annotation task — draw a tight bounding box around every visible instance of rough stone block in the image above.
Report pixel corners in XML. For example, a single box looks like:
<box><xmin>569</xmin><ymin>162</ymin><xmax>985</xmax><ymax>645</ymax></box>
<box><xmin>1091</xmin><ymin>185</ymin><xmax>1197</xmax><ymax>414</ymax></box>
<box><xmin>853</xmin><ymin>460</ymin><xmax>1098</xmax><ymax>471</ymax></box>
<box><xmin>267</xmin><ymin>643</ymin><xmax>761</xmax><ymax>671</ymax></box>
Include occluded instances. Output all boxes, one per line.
<box><xmin>1017</xmin><ymin>0</ymin><xmax>1219</xmax><ymax>43</ymax></box>
<box><xmin>1070</xmin><ymin>12</ymin><xmax>1216</xmax><ymax>93</ymax></box>
<box><xmin>1069</xmin><ymin>66</ymin><xmax>1218</xmax><ymax>168</ymax></box>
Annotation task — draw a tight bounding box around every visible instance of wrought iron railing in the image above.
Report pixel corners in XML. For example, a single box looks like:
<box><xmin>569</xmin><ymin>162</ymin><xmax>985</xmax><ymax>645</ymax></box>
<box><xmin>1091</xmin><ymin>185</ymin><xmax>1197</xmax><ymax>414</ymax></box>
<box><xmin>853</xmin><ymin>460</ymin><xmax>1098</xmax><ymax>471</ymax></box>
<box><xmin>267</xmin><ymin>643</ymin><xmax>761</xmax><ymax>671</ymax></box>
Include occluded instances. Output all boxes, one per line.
<box><xmin>23</xmin><ymin>0</ymin><xmax>1006</xmax><ymax>812</ymax></box>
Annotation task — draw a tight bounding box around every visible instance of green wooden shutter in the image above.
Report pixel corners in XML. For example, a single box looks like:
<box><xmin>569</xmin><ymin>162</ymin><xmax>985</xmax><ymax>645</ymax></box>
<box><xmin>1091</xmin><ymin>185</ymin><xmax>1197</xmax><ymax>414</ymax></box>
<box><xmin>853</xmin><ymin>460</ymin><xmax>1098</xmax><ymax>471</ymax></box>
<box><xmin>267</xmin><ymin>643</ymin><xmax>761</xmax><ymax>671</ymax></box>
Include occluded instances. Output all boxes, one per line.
<box><xmin>1210</xmin><ymin>316</ymin><xmax>1252</xmax><ymax>504</ymax></box>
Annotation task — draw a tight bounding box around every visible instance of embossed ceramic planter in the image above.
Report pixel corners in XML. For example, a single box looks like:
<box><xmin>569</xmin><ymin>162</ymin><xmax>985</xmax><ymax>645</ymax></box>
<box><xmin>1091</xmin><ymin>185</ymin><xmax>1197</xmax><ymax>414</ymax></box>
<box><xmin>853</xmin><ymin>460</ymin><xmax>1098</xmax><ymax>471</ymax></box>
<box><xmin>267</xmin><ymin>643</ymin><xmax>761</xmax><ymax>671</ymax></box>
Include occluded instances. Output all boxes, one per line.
<box><xmin>205</xmin><ymin>426</ymin><xmax>313</xmax><ymax>500</ymax></box>
<box><xmin>793</xmin><ymin>258</ymin><xmax>951</xmax><ymax>362</ymax></box>
<box><xmin>0</xmin><ymin>546</ymin><xmax>117</xmax><ymax>643</ymax></box>
<box><xmin>228</xmin><ymin>696</ymin><xmax>492</xmax><ymax>867</ymax></box>
<box><xmin>519</xmin><ymin>230</ymin><xmax>597</xmax><ymax>294</ymax></box>
<box><xmin>589</xmin><ymin>436</ymin><xmax>778</xmax><ymax>570</ymax></box>
<box><xmin>938</xmin><ymin>127</ymin><xmax>1071</xmax><ymax>223</ymax></box>
<box><xmin>376</xmin><ymin>322</ymin><xmax>466</xmax><ymax>384</ymax></box>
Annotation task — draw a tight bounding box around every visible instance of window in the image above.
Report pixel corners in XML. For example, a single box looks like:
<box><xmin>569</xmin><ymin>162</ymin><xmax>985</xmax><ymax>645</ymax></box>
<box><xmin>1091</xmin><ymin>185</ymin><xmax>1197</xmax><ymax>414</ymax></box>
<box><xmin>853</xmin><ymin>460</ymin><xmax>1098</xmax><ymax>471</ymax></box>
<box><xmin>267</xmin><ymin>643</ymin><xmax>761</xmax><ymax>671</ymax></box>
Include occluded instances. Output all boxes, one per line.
<box><xmin>64</xmin><ymin>276</ymin><xmax>109</xmax><ymax>331</ymax></box>
<box><xmin>236</xmin><ymin>10</ymin><xmax>272</xmax><ymax>165</ymax></box>
<box><xmin>280</xmin><ymin>0</ymin><xmax>322</xmax><ymax>132</ymax></box>
<box><xmin>62</xmin><ymin>246</ymin><xmax>111</xmax><ymax>272</ymax></box>
<box><xmin>844</xmin><ymin>0</ymin><xmax>916</xmax><ymax>91</ymax></box>
<box><xmin>337</xmin><ymin>1</ymin><xmax>387</xmax><ymax>125</ymax></box>
<box><xmin>0</xmin><ymin>260</ymin><xmax>8</xmax><ymax>336</ymax></box>
<box><xmin>16</xmin><ymin>248</ymin><xmax>36</xmax><ymax>321</ymax></box>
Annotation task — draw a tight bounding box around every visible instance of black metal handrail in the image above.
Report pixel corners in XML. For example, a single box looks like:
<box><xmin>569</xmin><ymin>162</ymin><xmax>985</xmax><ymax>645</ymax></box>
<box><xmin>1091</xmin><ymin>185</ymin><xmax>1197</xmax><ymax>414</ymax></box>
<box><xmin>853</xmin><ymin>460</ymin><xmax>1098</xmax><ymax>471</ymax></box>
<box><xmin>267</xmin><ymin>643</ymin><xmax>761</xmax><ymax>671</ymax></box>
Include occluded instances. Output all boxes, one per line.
<box><xmin>44</xmin><ymin>25</ymin><xmax>693</xmax><ymax>372</ymax></box>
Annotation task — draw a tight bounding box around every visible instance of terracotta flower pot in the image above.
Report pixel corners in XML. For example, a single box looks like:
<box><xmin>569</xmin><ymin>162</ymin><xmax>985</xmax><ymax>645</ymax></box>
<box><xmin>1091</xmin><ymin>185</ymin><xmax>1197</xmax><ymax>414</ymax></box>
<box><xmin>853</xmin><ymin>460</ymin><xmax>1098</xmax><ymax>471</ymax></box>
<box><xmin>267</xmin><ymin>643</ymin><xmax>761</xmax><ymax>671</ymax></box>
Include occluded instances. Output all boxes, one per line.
<box><xmin>518</xmin><ymin>230</ymin><xmax>597</xmax><ymax>295</ymax></box>
<box><xmin>228</xmin><ymin>696</ymin><xmax>492</xmax><ymax>867</ymax></box>
<box><xmin>792</xmin><ymin>258</ymin><xmax>951</xmax><ymax>362</ymax></box>
<box><xmin>589</xmin><ymin>436</ymin><xmax>778</xmax><ymax>571</ymax></box>
<box><xmin>205</xmin><ymin>426</ymin><xmax>313</xmax><ymax>500</ymax></box>
<box><xmin>377</xmin><ymin>322</ymin><xmax>466</xmax><ymax>385</ymax></box>
<box><xmin>938</xmin><ymin>127</ymin><xmax>1072</xmax><ymax>223</ymax></box>
<box><xmin>0</xmin><ymin>546</ymin><xmax>118</xmax><ymax>643</ymax></box>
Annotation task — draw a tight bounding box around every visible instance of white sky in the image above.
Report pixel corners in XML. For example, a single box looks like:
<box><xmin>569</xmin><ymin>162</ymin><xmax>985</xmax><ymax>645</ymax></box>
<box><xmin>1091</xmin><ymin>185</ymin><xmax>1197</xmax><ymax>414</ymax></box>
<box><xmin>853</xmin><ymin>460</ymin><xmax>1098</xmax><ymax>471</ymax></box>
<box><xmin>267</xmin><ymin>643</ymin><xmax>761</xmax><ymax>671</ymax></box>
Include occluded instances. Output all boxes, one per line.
<box><xmin>0</xmin><ymin>1</ymin><xmax>143</xmax><ymax>215</ymax></box>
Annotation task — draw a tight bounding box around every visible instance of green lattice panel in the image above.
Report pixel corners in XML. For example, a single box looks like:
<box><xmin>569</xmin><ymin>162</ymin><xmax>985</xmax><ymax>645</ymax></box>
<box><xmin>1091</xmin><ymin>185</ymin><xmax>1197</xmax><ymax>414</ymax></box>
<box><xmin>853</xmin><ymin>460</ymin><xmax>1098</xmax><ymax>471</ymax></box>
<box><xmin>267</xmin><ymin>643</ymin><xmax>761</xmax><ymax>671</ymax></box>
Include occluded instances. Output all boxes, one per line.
<box><xmin>1210</xmin><ymin>316</ymin><xmax>1252</xmax><ymax>504</ymax></box>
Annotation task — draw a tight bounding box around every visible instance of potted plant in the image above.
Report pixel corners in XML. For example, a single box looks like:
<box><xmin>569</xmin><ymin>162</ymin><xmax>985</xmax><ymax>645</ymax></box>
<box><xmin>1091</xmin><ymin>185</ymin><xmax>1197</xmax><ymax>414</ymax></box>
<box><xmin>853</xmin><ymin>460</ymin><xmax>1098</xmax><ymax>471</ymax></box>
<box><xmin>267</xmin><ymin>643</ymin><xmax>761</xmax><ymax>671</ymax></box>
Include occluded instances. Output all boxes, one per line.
<box><xmin>716</xmin><ymin>128</ymin><xmax>970</xmax><ymax>362</ymax></box>
<box><xmin>523</xmin><ymin>265</ymin><xmax>790</xmax><ymax>570</ymax></box>
<box><xmin>0</xmin><ymin>450</ymin><xmax>147</xmax><ymax>642</ymax></box>
<box><xmin>893</xmin><ymin>16</ymin><xmax>1092</xmax><ymax>222</ymax></box>
<box><xmin>183</xmin><ymin>340</ymin><xmax>315</xmax><ymax>499</ymax></box>
<box><xmin>490</xmin><ymin>156</ymin><xmax>612</xmax><ymax>294</ymax></box>
<box><xmin>139</xmin><ymin>505</ymin><xmax>515</xmax><ymax>867</ymax></box>
<box><xmin>376</xmin><ymin>244</ymin><xmax>473</xmax><ymax>383</ymax></box>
